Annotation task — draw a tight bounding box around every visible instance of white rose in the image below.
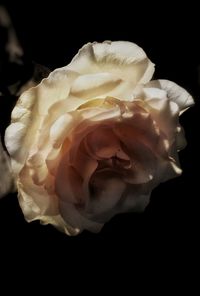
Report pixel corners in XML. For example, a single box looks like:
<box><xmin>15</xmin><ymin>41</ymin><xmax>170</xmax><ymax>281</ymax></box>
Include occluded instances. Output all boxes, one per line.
<box><xmin>4</xmin><ymin>41</ymin><xmax>194</xmax><ymax>235</ymax></box>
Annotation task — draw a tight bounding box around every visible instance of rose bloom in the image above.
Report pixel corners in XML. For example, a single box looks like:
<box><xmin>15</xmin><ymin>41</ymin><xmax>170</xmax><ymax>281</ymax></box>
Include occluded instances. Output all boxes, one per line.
<box><xmin>5</xmin><ymin>41</ymin><xmax>194</xmax><ymax>235</ymax></box>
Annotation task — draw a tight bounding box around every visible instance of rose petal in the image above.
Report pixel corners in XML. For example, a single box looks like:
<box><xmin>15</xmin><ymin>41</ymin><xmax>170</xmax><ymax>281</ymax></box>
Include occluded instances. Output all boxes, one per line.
<box><xmin>5</xmin><ymin>68</ymin><xmax>72</xmax><ymax>174</ymax></box>
<box><xmin>113</xmin><ymin>111</ymin><xmax>162</xmax><ymax>157</ymax></box>
<box><xmin>146</xmin><ymin>80</ymin><xmax>194</xmax><ymax>113</ymax></box>
<box><xmin>26</xmin><ymin>152</ymin><xmax>48</xmax><ymax>185</ymax></box>
<box><xmin>85</xmin><ymin>126</ymin><xmax>121</xmax><ymax>159</ymax></box>
<box><xmin>18</xmin><ymin>164</ymin><xmax>58</xmax><ymax>216</ymax></box>
<box><xmin>55</xmin><ymin>164</ymin><xmax>83</xmax><ymax>204</ymax></box>
<box><xmin>67</xmin><ymin>41</ymin><xmax>155</xmax><ymax>85</ymax></box>
<box><xmin>144</xmin><ymin>94</ymin><xmax>179</xmax><ymax>140</ymax></box>
<box><xmin>39</xmin><ymin>214</ymin><xmax>79</xmax><ymax>236</ymax></box>
<box><xmin>143</xmin><ymin>87</ymin><xmax>187</xmax><ymax>152</ymax></box>
<box><xmin>55</xmin><ymin>149</ymin><xmax>98</xmax><ymax>204</ymax></box>
<box><xmin>4</xmin><ymin>122</ymin><xmax>28</xmax><ymax>175</ymax></box>
<box><xmin>59</xmin><ymin>200</ymin><xmax>103</xmax><ymax>233</ymax></box>
<box><xmin>49</xmin><ymin>113</ymin><xmax>74</xmax><ymax>148</ymax></box>
<box><xmin>71</xmin><ymin>72</ymin><xmax>135</xmax><ymax>101</ymax></box>
<box><xmin>18</xmin><ymin>179</ymin><xmax>77</xmax><ymax>235</ymax></box>
<box><xmin>70</xmin><ymin>145</ymin><xmax>98</xmax><ymax>201</ymax></box>
<box><xmin>176</xmin><ymin>125</ymin><xmax>187</xmax><ymax>151</ymax></box>
<box><xmin>87</xmin><ymin>175</ymin><xmax>126</xmax><ymax>217</ymax></box>
<box><xmin>71</xmin><ymin>73</ymin><xmax>122</xmax><ymax>97</ymax></box>
<box><xmin>5</xmin><ymin>122</ymin><xmax>26</xmax><ymax>158</ymax></box>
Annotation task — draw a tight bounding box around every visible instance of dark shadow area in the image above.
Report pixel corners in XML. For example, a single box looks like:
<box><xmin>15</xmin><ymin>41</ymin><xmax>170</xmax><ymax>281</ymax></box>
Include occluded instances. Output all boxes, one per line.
<box><xmin>0</xmin><ymin>2</ymin><xmax>199</xmax><ymax>285</ymax></box>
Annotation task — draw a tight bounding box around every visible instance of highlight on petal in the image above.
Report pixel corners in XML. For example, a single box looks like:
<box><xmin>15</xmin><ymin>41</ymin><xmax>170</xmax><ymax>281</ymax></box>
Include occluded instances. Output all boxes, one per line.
<box><xmin>143</xmin><ymin>81</ymin><xmax>193</xmax><ymax>153</ymax></box>
<box><xmin>5</xmin><ymin>122</ymin><xmax>27</xmax><ymax>157</ymax></box>
<box><xmin>146</xmin><ymin>80</ymin><xmax>194</xmax><ymax>113</ymax></box>
<box><xmin>67</xmin><ymin>41</ymin><xmax>155</xmax><ymax>86</ymax></box>
<box><xmin>71</xmin><ymin>73</ymin><xmax>122</xmax><ymax>98</ymax></box>
<box><xmin>143</xmin><ymin>88</ymin><xmax>180</xmax><ymax>142</ymax></box>
<box><xmin>5</xmin><ymin>68</ymin><xmax>72</xmax><ymax>174</ymax></box>
<box><xmin>71</xmin><ymin>72</ymin><xmax>135</xmax><ymax>102</ymax></box>
<box><xmin>49</xmin><ymin>113</ymin><xmax>74</xmax><ymax>148</ymax></box>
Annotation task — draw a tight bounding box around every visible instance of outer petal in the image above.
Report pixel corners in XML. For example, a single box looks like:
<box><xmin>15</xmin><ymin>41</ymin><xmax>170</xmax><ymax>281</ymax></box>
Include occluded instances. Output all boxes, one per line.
<box><xmin>59</xmin><ymin>200</ymin><xmax>103</xmax><ymax>233</ymax></box>
<box><xmin>70</xmin><ymin>72</ymin><xmax>134</xmax><ymax>101</ymax></box>
<box><xmin>146</xmin><ymin>80</ymin><xmax>194</xmax><ymax>113</ymax></box>
<box><xmin>5</xmin><ymin>68</ymin><xmax>72</xmax><ymax>175</ymax></box>
<box><xmin>143</xmin><ymin>83</ymin><xmax>192</xmax><ymax>153</ymax></box>
<box><xmin>17</xmin><ymin>163</ymin><xmax>79</xmax><ymax>235</ymax></box>
<box><xmin>17</xmin><ymin>186</ymin><xmax>78</xmax><ymax>236</ymax></box>
<box><xmin>143</xmin><ymin>87</ymin><xmax>179</xmax><ymax>142</ymax></box>
<box><xmin>67</xmin><ymin>41</ymin><xmax>155</xmax><ymax>86</ymax></box>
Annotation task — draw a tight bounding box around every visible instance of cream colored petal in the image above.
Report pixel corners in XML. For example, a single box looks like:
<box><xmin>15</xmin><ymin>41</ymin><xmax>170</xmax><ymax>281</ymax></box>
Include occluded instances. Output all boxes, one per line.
<box><xmin>71</xmin><ymin>72</ymin><xmax>134</xmax><ymax>101</ymax></box>
<box><xmin>82</xmin><ymin>105</ymin><xmax>121</xmax><ymax>122</ymax></box>
<box><xmin>32</xmin><ymin>69</ymin><xmax>73</xmax><ymax>116</ymax></box>
<box><xmin>26</xmin><ymin>152</ymin><xmax>49</xmax><ymax>185</ymax></box>
<box><xmin>39</xmin><ymin>214</ymin><xmax>80</xmax><ymax>236</ymax></box>
<box><xmin>13</xmin><ymin>68</ymin><xmax>71</xmax><ymax>119</ymax></box>
<box><xmin>44</xmin><ymin>95</ymin><xmax>125</xmax><ymax>128</ymax></box>
<box><xmin>143</xmin><ymin>87</ymin><xmax>167</xmax><ymax>100</ymax></box>
<box><xmin>144</xmin><ymin>96</ymin><xmax>179</xmax><ymax>140</ymax></box>
<box><xmin>18</xmin><ymin>165</ymin><xmax>58</xmax><ymax>216</ymax></box>
<box><xmin>67</xmin><ymin>41</ymin><xmax>155</xmax><ymax>85</ymax></box>
<box><xmin>113</xmin><ymin>119</ymin><xmax>160</xmax><ymax>183</ymax></box>
<box><xmin>49</xmin><ymin>113</ymin><xmax>74</xmax><ymax>148</ymax></box>
<box><xmin>143</xmin><ymin>87</ymin><xmax>187</xmax><ymax>152</ymax></box>
<box><xmin>113</xmin><ymin>111</ymin><xmax>162</xmax><ymax>157</ymax></box>
<box><xmin>42</xmin><ymin>94</ymin><xmax>99</xmax><ymax>116</ymax></box>
<box><xmin>146</xmin><ymin>80</ymin><xmax>194</xmax><ymax>113</ymax></box>
<box><xmin>18</xmin><ymin>185</ymin><xmax>78</xmax><ymax>235</ymax></box>
<box><xmin>4</xmin><ymin>122</ymin><xmax>27</xmax><ymax>158</ymax></box>
<box><xmin>5</xmin><ymin>69</ymin><xmax>72</xmax><ymax>174</ymax></box>
<box><xmin>71</xmin><ymin>72</ymin><xmax>122</xmax><ymax>97</ymax></box>
<box><xmin>46</xmin><ymin>144</ymin><xmax>68</xmax><ymax>176</ymax></box>
<box><xmin>0</xmin><ymin>138</ymin><xmax>14</xmax><ymax>198</ymax></box>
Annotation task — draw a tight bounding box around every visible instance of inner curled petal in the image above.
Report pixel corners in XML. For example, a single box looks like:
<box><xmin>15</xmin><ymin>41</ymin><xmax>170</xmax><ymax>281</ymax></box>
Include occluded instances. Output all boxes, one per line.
<box><xmin>84</xmin><ymin>126</ymin><xmax>122</xmax><ymax>160</ymax></box>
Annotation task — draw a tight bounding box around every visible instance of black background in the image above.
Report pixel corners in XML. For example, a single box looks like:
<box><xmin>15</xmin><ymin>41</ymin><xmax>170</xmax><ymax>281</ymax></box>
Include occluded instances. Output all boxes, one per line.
<box><xmin>0</xmin><ymin>1</ymin><xmax>199</xmax><ymax>288</ymax></box>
